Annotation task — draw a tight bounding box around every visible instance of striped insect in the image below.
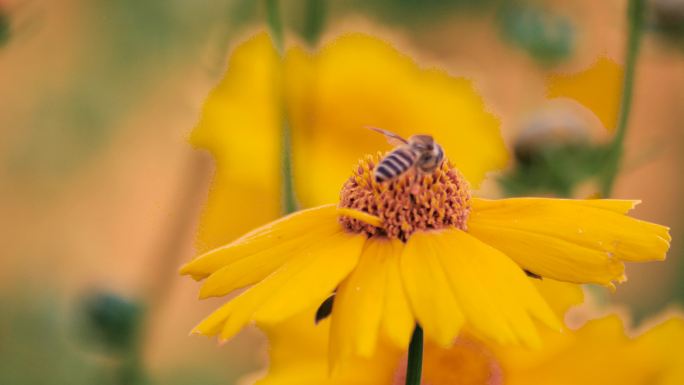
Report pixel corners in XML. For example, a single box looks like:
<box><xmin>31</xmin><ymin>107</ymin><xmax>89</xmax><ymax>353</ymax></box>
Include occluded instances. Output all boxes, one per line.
<box><xmin>368</xmin><ymin>127</ymin><xmax>445</xmax><ymax>183</ymax></box>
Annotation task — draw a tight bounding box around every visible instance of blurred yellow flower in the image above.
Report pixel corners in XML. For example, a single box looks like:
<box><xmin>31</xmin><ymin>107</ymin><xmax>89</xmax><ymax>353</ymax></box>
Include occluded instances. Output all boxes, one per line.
<box><xmin>547</xmin><ymin>57</ymin><xmax>624</xmax><ymax>132</ymax></box>
<box><xmin>183</xmin><ymin>31</ymin><xmax>668</xmax><ymax>370</ymax></box>
<box><xmin>245</xmin><ymin>281</ymin><xmax>684</xmax><ymax>385</ymax></box>
<box><xmin>490</xmin><ymin>314</ymin><xmax>684</xmax><ymax>385</ymax></box>
<box><xmin>285</xmin><ymin>34</ymin><xmax>507</xmax><ymax>206</ymax></box>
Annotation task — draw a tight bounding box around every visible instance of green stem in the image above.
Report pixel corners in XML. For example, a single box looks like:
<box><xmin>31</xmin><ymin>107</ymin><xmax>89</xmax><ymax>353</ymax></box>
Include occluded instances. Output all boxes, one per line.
<box><xmin>405</xmin><ymin>325</ymin><xmax>424</xmax><ymax>385</ymax></box>
<box><xmin>265</xmin><ymin>0</ymin><xmax>284</xmax><ymax>54</ymax></box>
<box><xmin>281</xmin><ymin>118</ymin><xmax>297</xmax><ymax>214</ymax></box>
<box><xmin>265</xmin><ymin>0</ymin><xmax>298</xmax><ymax>213</ymax></box>
<box><xmin>600</xmin><ymin>0</ymin><xmax>645</xmax><ymax>197</ymax></box>
<box><xmin>302</xmin><ymin>0</ymin><xmax>327</xmax><ymax>48</ymax></box>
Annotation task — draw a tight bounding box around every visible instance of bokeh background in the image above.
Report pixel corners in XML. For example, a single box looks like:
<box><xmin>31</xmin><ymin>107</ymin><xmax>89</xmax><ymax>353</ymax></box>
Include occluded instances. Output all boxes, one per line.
<box><xmin>1</xmin><ymin>0</ymin><xmax>682</xmax><ymax>384</ymax></box>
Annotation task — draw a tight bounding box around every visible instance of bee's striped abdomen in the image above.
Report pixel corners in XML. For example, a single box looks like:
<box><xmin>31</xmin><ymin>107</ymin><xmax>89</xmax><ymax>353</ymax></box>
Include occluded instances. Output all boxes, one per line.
<box><xmin>374</xmin><ymin>148</ymin><xmax>416</xmax><ymax>183</ymax></box>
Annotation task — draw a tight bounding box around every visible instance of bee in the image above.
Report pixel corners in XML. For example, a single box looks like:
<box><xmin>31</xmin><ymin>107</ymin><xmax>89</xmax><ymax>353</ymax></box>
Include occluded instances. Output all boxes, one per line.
<box><xmin>368</xmin><ymin>127</ymin><xmax>445</xmax><ymax>183</ymax></box>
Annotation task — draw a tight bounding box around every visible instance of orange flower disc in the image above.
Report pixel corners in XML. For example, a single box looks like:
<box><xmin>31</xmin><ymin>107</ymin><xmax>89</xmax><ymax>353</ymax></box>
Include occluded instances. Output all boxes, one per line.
<box><xmin>339</xmin><ymin>153</ymin><xmax>471</xmax><ymax>241</ymax></box>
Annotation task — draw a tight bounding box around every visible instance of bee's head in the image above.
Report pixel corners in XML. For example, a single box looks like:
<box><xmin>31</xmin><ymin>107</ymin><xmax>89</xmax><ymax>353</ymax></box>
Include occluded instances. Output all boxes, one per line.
<box><xmin>408</xmin><ymin>135</ymin><xmax>435</xmax><ymax>152</ymax></box>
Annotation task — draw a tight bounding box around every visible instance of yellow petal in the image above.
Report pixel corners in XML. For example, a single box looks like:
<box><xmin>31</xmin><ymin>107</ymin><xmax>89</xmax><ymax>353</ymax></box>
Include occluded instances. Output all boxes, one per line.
<box><xmin>191</xmin><ymin>33</ymin><xmax>282</xmax><ymax>251</ymax></box>
<box><xmin>193</xmin><ymin>231</ymin><xmax>365</xmax><ymax>341</ymax></box>
<box><xmin>571</xmin><ymin>199</ymin><xmax>639</xmax><ymax>214</ymax></box>
<box><xmin>437</xmin><ymin>229</ymin><xmax>560</xmax><ymax>347</ymax></box>
<box><xmin>286</xmin><ymin>34</ymin><xmax>507</xmax><ymax>207</ymax></box>
<box><xmin>633</xmin><ymin>317</ymin><xmax>684</xmax><ymax>385</ymax></box>
<box><xmin>473</xmin><ymin>197</ymin><xmax>639</xmax><ymax>215</ymax></box>
<box><xmin>330</xmin><ymin>240</ymin><xmax>386</xmax><ymax>362</ymax></box>
<box><xmin>400</xmin><ymin>231</ymin><xmax>464</xmax><ymax>346</ymax></box>
<box><xmin>337</xmin><ymin>207</ymin><xmax>382</xmax><ymax>227</ymax></box>
<box><xmin>329</xmin><ymin>238</ymin><xmax>409</xmax><ymax>365</ymax></box>
<box><xmin>198</xmin><ymin>224</ymin><xmax>344</xmax><ymax>299</ymax></box>
<box><xmin>191</xmin><ymin>300</ymin><xmax>232</xmax><ymax>337</ymax></box>
<box><xmin>253</xmin><ymin>232</ymin><xmax>366</xmax><ymax>324</ymax></box>
<box><xmin>180</xmin><ymin>204</ymin><xmax>337</xmax><ymax>279</ymax></box>
<box><xmin>380</xmin><ymin>241</ymin><xmax>415</xmax><ymax>350</ymax></box>
<box><xmin>547</xmin><ymin>57</ymin><xmax>623</xmax><ymax>131</ymax></box>
<box><xmin>468</xmin><ymin>198</ymin><xmax>670</xmax><ymax>285</ymax></box>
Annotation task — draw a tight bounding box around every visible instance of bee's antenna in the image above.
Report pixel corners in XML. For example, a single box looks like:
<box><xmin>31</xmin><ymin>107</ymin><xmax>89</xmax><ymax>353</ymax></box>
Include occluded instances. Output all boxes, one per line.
<box><xmin>364</xmin><ymin>126</ymin><xmax>386</xmax><ymax>135</ymax></box>
<box><xmin>364</xmin><ymin>126</ymin><xmax>409</xmax><ymax>145</ymax></box>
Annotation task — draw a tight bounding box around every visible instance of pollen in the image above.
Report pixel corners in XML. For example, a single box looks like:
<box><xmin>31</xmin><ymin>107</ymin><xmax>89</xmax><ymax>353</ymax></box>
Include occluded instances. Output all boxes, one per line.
<box><xmin>339</xmin><ymin>153</ymin><xmax>471</xmax><ymax>241</ymax></box>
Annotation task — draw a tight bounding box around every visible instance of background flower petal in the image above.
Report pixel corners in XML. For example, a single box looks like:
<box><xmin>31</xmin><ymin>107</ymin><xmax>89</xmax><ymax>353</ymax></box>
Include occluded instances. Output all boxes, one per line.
<box><xmin>546</xmin><ymin>57</ymin><xmax>623</xmax><ymax>132</ymax></box>
<box><xmin>253</xmin><ymin>308</ymin><xmax>400</xmax><ymax>385</ymax></box>
<box><xmin>496</xmin><ymin>314</ymin><xmax>684</xmax><ymax>385</ymax></box>
<box><xmin>191</xmin><ymin>33</ymin><xmax>283</xmax><ymax>251</ymax></box>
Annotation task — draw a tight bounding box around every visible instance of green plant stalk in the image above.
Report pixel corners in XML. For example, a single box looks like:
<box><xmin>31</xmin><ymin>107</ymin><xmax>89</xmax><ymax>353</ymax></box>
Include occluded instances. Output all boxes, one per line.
<box><xmin>280</xmin><ymin>118</ymin><xmax>297</xmax><ymax>214</ymax></box>
<box><xmin>302</xmin><ymin>0</ymin><xmax>327</xmax><ymax>47</ymax></box>
<box><xmin>600</xmin><ymin>0</ymin><xmax>645</xmax><ymax>197</ymax></box>
<box><xmin>405</xmin><ymin>325</ymin><xmax>424</xmax><ymax>385</ymax></box>
<box><xmin>266</xmin><ymin>0</ymin><xmax>284</xmax><ymax>54</ymax></box>
<box><xmin>265</xmin><ymin>0</ymin><xmax>298</xmax><ymax>213</ymax></box>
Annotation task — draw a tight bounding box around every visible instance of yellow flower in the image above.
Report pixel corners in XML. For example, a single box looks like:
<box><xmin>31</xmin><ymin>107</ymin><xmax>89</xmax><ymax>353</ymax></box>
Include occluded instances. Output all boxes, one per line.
<box><xmin>246</xmin><ymin>281</ymin><xmax>684</xmax><ymax>385</ymax></box>
<box><xmin>181</xmin><ymin>32</ymin><xmax>669</xmax><ymax>368</ymax></box>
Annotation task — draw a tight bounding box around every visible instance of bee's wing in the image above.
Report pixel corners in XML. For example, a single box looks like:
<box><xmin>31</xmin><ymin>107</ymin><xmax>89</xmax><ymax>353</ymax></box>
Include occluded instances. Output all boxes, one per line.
<box><xmin>366</xmin><ymin>126</ymin><xmax>408</xmax><ymax>146</ymax></box>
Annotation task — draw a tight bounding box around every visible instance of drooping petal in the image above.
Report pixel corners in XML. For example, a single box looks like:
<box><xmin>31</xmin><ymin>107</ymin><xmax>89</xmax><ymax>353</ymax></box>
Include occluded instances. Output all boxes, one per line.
<box><xmin>468</xmin><ymin>198</ymin><xmax>671</xmax><ymax>285</ymax></box>
<box><xmin>329</xmin><ymin>238</ymin><xmax>411</xmax><ymax>366</ymax></box>
<box><xmin>437</xmin><ymin>229</ymin><xmax>560</xmax><ymax>347</ymax></box>
<box><xmin>380</xmin><ymin>242</ymin><xmax>415</xmax><ymax>350</ymax></box>
<box><xmin>400</xmin><ymin>231</ymin><xmax>465</xmax><ymax>347</ymax></box>
<box><xmin>193</xmin><ymin>231</ymin><xmax>365</xmax><ymax>341</ymax></box>
<box><xmin>180</xmin><ymin>204</ymin><xmax>338</xmax><ymax>279</ymax></box>
<box><xmin>330</xmin><ymin>240</ymin><xmax>387</xmax><ymax>363</ymax></box>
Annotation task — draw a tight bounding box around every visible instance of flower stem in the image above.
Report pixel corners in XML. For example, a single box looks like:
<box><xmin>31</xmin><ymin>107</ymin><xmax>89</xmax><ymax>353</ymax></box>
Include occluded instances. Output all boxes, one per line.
<box><xmin>265</xmin><ymin>0</ymin><xmax>284</xmax><ymax>54</ymax></box>
<box><xmin>600</xmin><ymin>0</ymin><xmax>645</xmax><ymax>197</ymax></box>
<box><xmin>302</xmin><ymin>0</ymin><xmax>327</xmax><ymax>48</ymax></box>
<box><xmin>265</xmin><ymin>0</ymin><xmax>298</xmax><ymax>213</ymax></box>
<box><xmin>280</xmin><ymin>118</ymin><xmax>298</xmax><ymax>214</ymax></box>
<box><xmin>405</xmin><ymin>325</ymin><xmax>424</xmax><ymax>385</ymax></box>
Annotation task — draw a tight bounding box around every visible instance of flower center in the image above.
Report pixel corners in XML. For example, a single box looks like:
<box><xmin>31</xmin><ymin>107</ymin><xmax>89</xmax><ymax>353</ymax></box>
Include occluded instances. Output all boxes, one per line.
<box><xmin>338</xmin><ymin>153</ymin><xmax>471</xmax><ymax>241</ymax></box>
